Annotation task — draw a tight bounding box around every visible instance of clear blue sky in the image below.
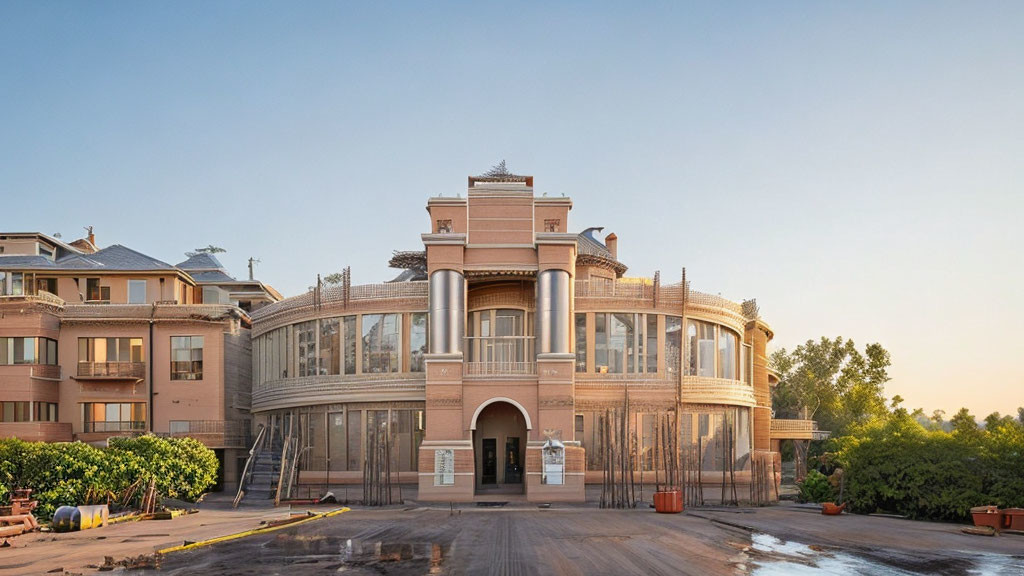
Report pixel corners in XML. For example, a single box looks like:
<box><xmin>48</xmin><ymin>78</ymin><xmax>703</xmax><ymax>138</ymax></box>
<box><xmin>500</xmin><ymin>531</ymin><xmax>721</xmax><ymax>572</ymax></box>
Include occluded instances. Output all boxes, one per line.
<box><xmin>3</xmin><ymin>1</ymin><xmax>1022</xmax><ymax>418</ymax></box>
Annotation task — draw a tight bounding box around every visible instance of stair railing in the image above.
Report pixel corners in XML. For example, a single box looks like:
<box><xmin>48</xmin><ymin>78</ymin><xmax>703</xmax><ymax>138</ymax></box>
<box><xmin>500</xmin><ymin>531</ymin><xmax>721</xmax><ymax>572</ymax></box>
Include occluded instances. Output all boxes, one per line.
<box><xmin>233</xmin><ymin>424</ymin><xmax>267</xmax><ymax>508</ymax></box>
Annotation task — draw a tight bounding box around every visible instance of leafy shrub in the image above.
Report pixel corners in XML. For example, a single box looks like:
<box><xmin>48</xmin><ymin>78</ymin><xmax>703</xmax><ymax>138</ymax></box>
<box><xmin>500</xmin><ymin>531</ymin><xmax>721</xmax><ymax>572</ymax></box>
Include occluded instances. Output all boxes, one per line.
<box><xmin>109</xmin><ymin>436</ymin><xmax>218</xmax><ymax>501</ymax></box>
<box><xmin>831</xmin><ymin>412</ymin><xmax>1024</xmax><ymax>521</ymax></box>
<box><xmin>0</xmin><ymin>435</ymin><xmax>218</xmax><ymax>520</ymax></box>
<box><xmin>798</xmin><ymin>469</ymin><xmax>836</xmax><ymax>503</ymax></box>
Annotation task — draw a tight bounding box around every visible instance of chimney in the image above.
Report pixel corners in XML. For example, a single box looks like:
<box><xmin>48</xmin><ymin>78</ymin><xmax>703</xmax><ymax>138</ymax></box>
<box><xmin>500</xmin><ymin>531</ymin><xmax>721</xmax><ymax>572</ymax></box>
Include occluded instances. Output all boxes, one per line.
<box><xmin>604</xmin><ymin>233</ymin><xmax>618</xmax><ymax>260</ymax></box>
<box><xmin>85</xmin><ymin>226</ymin><xmax>95</xmax><ymax>247</ymax></box>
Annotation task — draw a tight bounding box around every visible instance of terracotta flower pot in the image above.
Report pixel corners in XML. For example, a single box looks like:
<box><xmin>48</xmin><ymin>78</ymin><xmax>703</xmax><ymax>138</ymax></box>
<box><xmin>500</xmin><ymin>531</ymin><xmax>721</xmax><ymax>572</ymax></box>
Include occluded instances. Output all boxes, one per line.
<box><xmin>970</xmin><ymin>506</ymin><xmax>1003</xmax><ymax>530</ymax></box>
<box><xmin>653</xmin><ymin>490</ymin><xmax>683</xmax><ymax>514</ymax></box>
<box><xmin>821</xmin><ymin>502</ymin><xmax>847</xmax><ymax>515</ymax></box>
<box><xmin>1000</xmin><ymin>508</ymin><xmax>1024</xmax><ymax>530</ymax></box>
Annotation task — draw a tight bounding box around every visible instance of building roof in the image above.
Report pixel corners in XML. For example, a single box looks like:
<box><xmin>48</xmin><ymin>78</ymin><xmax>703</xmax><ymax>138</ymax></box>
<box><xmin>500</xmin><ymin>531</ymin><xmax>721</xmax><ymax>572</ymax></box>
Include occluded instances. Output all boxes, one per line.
<box><xmin>189</xmin><ymin>270</ymin><xmax>237</xmax><ymax>283</ymax></box>
<box><xmin>0</xmin><ymin>232</ymin><xmax>85</xmax><ymax>256</ymax></box>
<box><xmin>0</xmin><ymin>255</ymin><xmax>56</xmax><ymax>269</ymax></box>
<box><xmin>576</xmin><ymin>227</ymin><xmax>628</xmax><ymax>276</ymax></box>
<box><xmin>61</xmin><ymin>244</ymin><xmax>177</xmax><ymax>271</ymax></box>
<box><xmin>0</xmin><ymin>244</ymin><xmax>178</xmax><ymax>272</ymax></box>
<box><xmin>176</xmin><ymin>253</ymin><xmax>225</xmax><ymax>271</ymax></box>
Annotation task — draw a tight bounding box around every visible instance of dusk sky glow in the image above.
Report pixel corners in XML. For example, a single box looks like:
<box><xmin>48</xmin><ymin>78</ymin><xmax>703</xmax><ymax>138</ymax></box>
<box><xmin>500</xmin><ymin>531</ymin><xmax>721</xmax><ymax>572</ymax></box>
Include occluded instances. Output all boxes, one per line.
<box><xmin>3</xmin><ymin>2</ymin><xmax>1021</xmax><ymax>418</ymax></box>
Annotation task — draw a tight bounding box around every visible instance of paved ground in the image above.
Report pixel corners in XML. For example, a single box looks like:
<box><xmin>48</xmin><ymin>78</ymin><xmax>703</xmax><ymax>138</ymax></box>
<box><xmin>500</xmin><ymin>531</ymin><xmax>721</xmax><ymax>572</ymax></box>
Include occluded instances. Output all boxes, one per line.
<box><xmin>0</xmin><ymin>496</ymin><xmax>293</xmax><ymax>576</ymax></box>
<box><xmin>3</xmin><ymin>500</ymin><xmax>1023</xmax><ymax>575</ymax></box>
<box><xmin>132</xmin><ymin>507</ymin><xmax>751</xmax><ymax>576</ymax></box>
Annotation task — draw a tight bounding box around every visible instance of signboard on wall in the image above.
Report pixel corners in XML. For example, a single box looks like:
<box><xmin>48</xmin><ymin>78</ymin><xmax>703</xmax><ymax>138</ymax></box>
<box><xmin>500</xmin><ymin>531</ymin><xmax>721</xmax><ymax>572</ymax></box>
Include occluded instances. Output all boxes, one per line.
<box><xmin>434</xmin><ymin>449</ymin><xmax>454</xmax><ymax>486</ymax></box>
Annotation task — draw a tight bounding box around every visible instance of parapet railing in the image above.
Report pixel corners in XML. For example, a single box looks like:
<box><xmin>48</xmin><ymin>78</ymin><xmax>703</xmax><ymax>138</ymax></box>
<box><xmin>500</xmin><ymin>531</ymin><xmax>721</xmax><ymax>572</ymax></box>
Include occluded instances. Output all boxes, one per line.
<box><xmin>769</xmin><ymin>419</ymin><xmax>830</xmax><ymax>440</ymax></box>
<box><xmin>77</xmin><ymin>362</ymin><xmax>146</xmax><ymax>379</ymax></box>
<box><xmin>574</xmin><ymin>278</ymin><xmax>747</xmax><ymax>318</ymax></box>
<box><xmin>29</xmin><ymin>364</ymin><xmax>62</xmax><ymax>380</ymax></box>
<box><xmin>680</xmin><ymin>376</ymin><xmax>756</xmax><ymax>407</ymax></box>
<box><xmin>168</xmin><ymin>419</ymin><xmax>250</xmax><ymax>448</ymax></box>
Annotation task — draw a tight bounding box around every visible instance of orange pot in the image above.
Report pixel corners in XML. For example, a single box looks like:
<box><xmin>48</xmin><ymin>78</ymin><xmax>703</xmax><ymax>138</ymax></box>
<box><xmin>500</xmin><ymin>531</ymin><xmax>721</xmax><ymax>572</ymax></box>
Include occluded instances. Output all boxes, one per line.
<box><xmin>653</xmin><ymin>490</ymin><xmax>683</xmax><ymax>514</ymax></box>
<box><xmin>1001</xmin><ymin>508</ymin><xmax>1024</xmax><ymax>530</ymax></box>
<box><xmin>821</xmin><ymin>502</ymin><xmax>847</xmax><ymax>515</ymax></box>
<box><xmin>971</xmin><ymin>506</ymin><xmax>1003</xmax><ymax>530</ymax></box>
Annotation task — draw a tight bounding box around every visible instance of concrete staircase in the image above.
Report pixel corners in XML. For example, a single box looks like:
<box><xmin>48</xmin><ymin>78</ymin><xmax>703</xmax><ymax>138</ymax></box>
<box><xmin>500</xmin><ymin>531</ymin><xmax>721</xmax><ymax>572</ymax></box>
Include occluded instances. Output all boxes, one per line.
<box><xmin>241</xmin><ymin>450</ymin><xmax>281</xmax><ymax>503</ymax></box>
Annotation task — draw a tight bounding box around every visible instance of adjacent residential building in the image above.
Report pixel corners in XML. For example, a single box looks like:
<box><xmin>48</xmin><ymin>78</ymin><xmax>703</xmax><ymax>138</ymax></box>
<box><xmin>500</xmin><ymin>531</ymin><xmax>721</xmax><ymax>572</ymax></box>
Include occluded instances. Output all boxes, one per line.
<box><xmin>0</xmin><ymin>232</ymin><xmax>280</xmax><ymax>489</ymax></box>
<box><xmin>249</xmin><ymin>168</ymin><xmax>822</xmax><ymax>502</ymax></box>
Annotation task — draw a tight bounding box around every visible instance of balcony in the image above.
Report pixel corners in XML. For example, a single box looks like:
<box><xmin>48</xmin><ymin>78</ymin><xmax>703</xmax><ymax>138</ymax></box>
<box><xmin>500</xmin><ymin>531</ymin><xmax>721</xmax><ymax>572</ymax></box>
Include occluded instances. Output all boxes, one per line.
<box><xmin>168</xmin><ymin>420</ymin><xmax>250</xmax><ymax>449</ymax></box>
<box><xmin>465</xmin><ymin>336</ymin><xmax>536</xmax><ymax>378</ymax></box>
<box><xmin>770</xmin><ymin>419</ymin><xmax>830</xmax><ymax>441</ymax></box>
<box><xmin>75</xmin><ymin>362</ymin><xmax>146</xmax><ymax>380</ymax></box>
<box><xmin>30</xmin><ymin>364</ymin><xmax>62</xmax><ymax>380</ymax></box>
<box><xmin>680</xmin><ymin>376</ymin><xmax>756</xmax><ymax>407</ymax></box>
<box><xmin>465</xmin><ymin>361</ymin><xmax>537</xmax><ymax>376</ymax></box>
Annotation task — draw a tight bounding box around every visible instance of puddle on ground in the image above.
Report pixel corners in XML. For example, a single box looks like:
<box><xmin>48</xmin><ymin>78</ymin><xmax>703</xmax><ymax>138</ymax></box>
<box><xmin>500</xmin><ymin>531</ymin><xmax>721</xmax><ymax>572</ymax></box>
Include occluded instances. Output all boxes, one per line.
<box><xmin>258</xmin><ymin>534</ymin><xmax>448</xmax><ymax>574</ymax></box>
<box><xmin>339</xmin><ymin>539</ymin><xmax>446</xmax><ymax>574</ymax></box>
<box><xmin>744</xmin><ymin>533</ymin><xmax>1024</xmax><ymax>575</ymax></box>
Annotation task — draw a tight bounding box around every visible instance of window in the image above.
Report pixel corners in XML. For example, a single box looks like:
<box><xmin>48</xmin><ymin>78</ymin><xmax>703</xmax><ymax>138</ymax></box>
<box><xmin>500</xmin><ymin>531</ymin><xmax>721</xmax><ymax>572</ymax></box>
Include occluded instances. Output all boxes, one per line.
<box><xmin>574</xmin><ymin>314</ymin><xmax>587</xmax><ymax>372</ymax></box>
<box><xmin>34</xmin><ymin>402</ymin><xmax>58</xmax><ymax>422</ymax></box>
<box><xmin>685</xmin><ymin>321</ymin><xmax>740</xmax><ymax>380</ymax></box>
<box><xmin>85</xmin><ymin>278</ymin><xmax>109</xmax><ymax>302</ymax></box>
<box><xmin>409</xmin><ymin>313</ymin><xmax>428</xmax><ymax>372</ymax></box>
<box><xmin>171</xmin><ymin>336</ymin><xmax>203</xmax><ymax>380</ymax></box>
<box><xmin>544</xmin><ymin>219</ymin><xmax>560</xmax><ymax>232</ymax></box>
<box><xmin>743</xmin><ymin>344</ymin><xmax>753</xmax><ymax>386</ymax></box>
<box><xmin>594</xmin><ymin>314</ymin><xmax>607</xmax><ymax>371</ymax></box>
<box><xmin>594</xmin><ymin>313</ymin><xmax>636</xmax><ymax>374</ymax></box>
<box><xmin>719</xmin><ymin>328</ymin><xmax>737</xmax><ymax>380</ymax></box>
<box><xmin>319</xmin><ymin>318</ymin><xmax>340</xmax><ymax>375</ymax></box>
<box><xmin>128</xmin><ymin>280</ymin><xmax>147</xmax><ymax>304</ymax></box>
<box><xmin>1</xmin><ymin>402</ymin><xmax>30</xmax><ymax>422</ymax></box>
<box><xmin>79</xmin><ymin>337</ymin><xmax>143</xmax><ymax>363</ymax></box>
<box><xmin>201</xmin><ymin>286</ymin><xmax>225</xmax><ymax>305</ymax></box>
<box><xmin>82</xmin><ymin>402</ymin><xmax>145</xmax><ymax>432</ymax></box>
<box><xmin>296</xmin><ymin>321</ymin><xmax>317</xmax><ymax>377</ymax></box>
<box><xmin>665</xmin><ymin>317</ymin><xmax>683</xmax><ymax>375</ymax></box>
<box><xmin>436</xmin><ymin>219</ymin><xmax>453</xmax><ymax>234</ymax></box>
<box><xmin>467</xmin><ymin>309</ymin><xmax>530</xmax><ymax>364</ymax></box>
<box><xmin>343</xmin><ymin>316</ymin><xmax>356</xmax><ymax>374</ymax></box>
<box><xmin>0</xmin><ymin>337</ymin><xmax>58</xmax><ymax>365</ymax></box>
<box><xmin>35</xmin><ymin>278</ymin><xmax>57</xmax><ymax>295</ymax></box>
<box><xmin>38</xmin><ymin>244</ymin><xmax>54</xmax><ymax>259</ymax></box>
<box><xmin>687</xmin><ymin>320</ymin><xmax>716</xmax><ymax>377</ymax></box>
<box><xmin>362</xmin><ymin>314</ymin><xmax>400</xmax><ymax>373</ymax></box>
<box><xmin>646</xmin><ymin>315</ymin><xmax>658</xmax><ymax>373</ymax></box>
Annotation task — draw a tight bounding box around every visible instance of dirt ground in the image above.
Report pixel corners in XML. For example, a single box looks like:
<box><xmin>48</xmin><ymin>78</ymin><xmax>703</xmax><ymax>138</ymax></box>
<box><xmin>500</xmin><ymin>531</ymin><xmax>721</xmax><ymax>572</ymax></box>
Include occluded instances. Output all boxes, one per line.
<box><xmin>3</xmin><ymin>501</ymin><xmax>1023</xmax><ymax>575</ymax></box>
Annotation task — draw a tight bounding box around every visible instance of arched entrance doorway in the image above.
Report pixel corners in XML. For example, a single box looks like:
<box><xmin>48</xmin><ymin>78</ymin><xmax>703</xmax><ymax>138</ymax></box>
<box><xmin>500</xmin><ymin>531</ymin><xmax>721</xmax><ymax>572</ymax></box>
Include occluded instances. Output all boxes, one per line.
<box><xmin>471</xmin><ymin>400</ymin><xmax>530</xmax><ymax>494</ymax></box>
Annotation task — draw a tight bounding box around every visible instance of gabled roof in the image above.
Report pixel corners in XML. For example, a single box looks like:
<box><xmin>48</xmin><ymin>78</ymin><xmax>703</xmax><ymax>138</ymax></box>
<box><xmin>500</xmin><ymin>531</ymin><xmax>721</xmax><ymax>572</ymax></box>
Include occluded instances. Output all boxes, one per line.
<box><xmin>0</xmin><ymin>244</ymin><xmax>178</xmax><ymax>273</ymax></box>
<box><xmin>176</xmin><ymin>253</ymin><xmax>225</xmax><ymax>271</ymax></box>
<box><xmin>59</xmin><ymin>244</ymin><xmax>177</xmax><ymax>271</ymax></box>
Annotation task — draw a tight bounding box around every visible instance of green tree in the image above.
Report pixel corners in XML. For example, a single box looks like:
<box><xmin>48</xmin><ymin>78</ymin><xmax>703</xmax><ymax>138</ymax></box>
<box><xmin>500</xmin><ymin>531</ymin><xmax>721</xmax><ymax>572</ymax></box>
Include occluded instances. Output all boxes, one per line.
<box><xmin>950</xmin><ymin>408</ymin><xmax>978</xmax><ymax>434</ymax></box>
<box><xmin>770</xmin><ymin>337</ymin><xmax>892</xmax><ymax>436</ymax></box>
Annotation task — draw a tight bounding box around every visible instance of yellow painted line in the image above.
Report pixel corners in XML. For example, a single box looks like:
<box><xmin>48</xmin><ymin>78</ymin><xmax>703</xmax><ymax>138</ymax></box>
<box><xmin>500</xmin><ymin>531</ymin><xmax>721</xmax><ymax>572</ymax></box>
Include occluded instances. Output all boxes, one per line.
<box><xmin>156</xmin><ymin>507</ymin><xmax>350</xmax><ymax>555</ymax></box>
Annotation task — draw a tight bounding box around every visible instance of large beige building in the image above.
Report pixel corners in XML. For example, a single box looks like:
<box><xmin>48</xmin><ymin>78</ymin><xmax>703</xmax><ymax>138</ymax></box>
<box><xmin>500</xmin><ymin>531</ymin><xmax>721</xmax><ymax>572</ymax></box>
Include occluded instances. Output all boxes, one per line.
<box><xmin>0</xmin><ymin>231</ymin><xmax>279</xmax><ymax>489</ymax></box>
<box><xmin>249</xmin><ymin>169</ymin><xmax>821</xmax><ymax>502</ymax></box>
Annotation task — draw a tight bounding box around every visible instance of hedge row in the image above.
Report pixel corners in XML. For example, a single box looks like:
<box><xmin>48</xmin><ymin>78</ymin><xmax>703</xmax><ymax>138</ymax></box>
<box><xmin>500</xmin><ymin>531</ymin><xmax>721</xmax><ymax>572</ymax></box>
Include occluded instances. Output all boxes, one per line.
<box><xmin>0</xmin><ymin>435</ymin><xmax>218</xmax><ymax>520</ymax></box>
<box><xmin>808</xmin><ymin>413</ymin><xmax>1024</xmax><ymax>522</ymax></box>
